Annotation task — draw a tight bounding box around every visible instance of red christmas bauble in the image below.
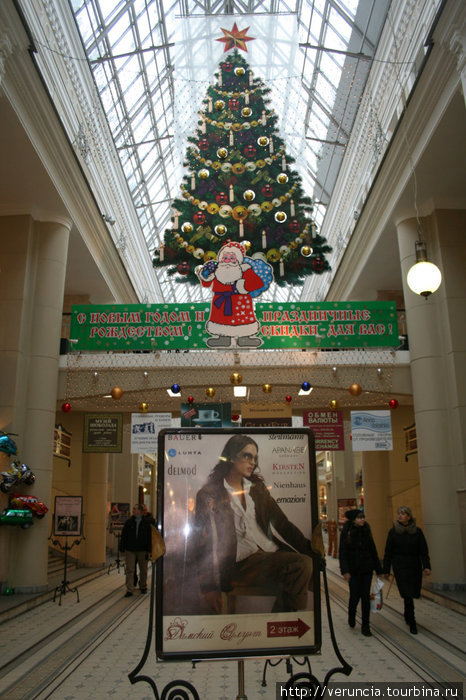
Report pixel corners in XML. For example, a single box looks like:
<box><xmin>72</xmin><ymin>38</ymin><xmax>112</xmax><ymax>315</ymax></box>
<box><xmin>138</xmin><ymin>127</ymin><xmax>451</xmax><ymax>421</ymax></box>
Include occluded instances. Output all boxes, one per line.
<box><xmin>187</xmin><ymin>395</ymin><xmax>194</xmax><ymax>404</ymax></box>
<box><xmin>389</xmin><ymin>398</ymin><xmax>399</xmax><ymax>409</ymax></box>
<box><xmin>177</xmin><ymin>262</ymin><xmax>190</xmax><ymax>275</ymax></box>
<box><xmin>312</xmin><ymin>256</ymin><xmax>325</xmax><ymax>272</ymax></box>
<box><xmin>261</xmin><ymin>184</ymin><xmax>274</xmax><ymax>198</ymax></box>
<box><xmin>193</xmin><ymin>211</ymin><xmax>206</xmax><ymax>225</ymax></box>
<box><xmin>62</xmin><ymin>402</ymin><xmax>71</xmax><ymax>413</ymax></box>
<box><xmin>285</xmin><ymin>395</ymin><xmax>292</xmax><ymax>403</ymax></box>
<box><xmin>231</xmin><ymin>414</ymin><xmax>240</xmax><ymax>422</ymax></box>
<box><xmin>243</xmin><ymin>145</ymin><xmax>256</xmax><ymax>158</ymax></box>
<box><xmin>216</xmin><ymin>191</ymin><xmax>229</xmax><ymax>205</ymax></box>
<box><xmin>289</xmin><ymin>219</ymin><xmax>301</xmax><ymax>234</ymax></box>
<box><xmin>198</xmin><ymin>138</ymin><xmax>210</xmax><ymax>151</ymax></box>
<box><xmin>222</xmin><ymin>61</ymin><xmax>233</xmax><ymax>72</ymax></box>
<box><xmin>228</xmin><ymin>99</ymin><xmax>240</xmax><ymax>110</ymax></box>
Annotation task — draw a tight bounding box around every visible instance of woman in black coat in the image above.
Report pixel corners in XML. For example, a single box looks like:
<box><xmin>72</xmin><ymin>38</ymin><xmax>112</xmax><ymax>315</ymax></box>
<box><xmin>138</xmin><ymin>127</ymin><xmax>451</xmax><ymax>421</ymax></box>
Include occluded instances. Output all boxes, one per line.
<box><xmin>383</xmin><ymin>506</ymin><xmax>431</xmax><ymax>634</ymax></box>
<box><xmin>339</xmin><ymin>509</ymin><xmax>382</xmax><ymax>637</ymax></box>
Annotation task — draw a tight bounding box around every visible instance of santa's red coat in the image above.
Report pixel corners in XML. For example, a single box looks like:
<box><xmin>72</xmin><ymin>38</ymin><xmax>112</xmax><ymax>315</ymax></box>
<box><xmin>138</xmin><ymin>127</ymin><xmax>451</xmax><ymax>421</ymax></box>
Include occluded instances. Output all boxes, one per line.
<box><xmin>201</xmin><ymin>267</ymin><xmax>262</xmax><ymax>338</ymax></box>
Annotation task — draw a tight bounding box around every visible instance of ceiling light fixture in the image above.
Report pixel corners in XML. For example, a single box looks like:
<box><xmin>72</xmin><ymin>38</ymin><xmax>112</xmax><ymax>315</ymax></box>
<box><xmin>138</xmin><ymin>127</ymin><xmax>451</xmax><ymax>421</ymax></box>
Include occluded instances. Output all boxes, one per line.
<box><xmin>406</xmin><ymin>237</ymin><xmax>442</xmax><ymax>298</ymax></box>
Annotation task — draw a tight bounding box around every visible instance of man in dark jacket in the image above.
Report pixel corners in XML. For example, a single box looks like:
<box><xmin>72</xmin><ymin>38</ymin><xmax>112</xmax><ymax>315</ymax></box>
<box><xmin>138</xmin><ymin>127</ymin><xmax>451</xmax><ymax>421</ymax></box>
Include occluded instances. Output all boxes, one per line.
<box><xmin>120</xmin><ymin>504</ymin><xmax>152</xmax><ymax>597</ymax></box>
<box><xmin>339</xmin><ymin>509</ymin><xmax>382</xmax><ymax>636</ymax></box>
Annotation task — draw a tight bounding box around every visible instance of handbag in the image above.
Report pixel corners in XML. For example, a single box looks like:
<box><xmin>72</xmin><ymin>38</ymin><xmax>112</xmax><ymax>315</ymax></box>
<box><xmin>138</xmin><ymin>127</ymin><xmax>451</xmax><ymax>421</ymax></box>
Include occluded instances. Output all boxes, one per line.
<box><xmin>370</xmin><ymin>576</ymin><xmax>384</xmax><ymax>612</ymax></box>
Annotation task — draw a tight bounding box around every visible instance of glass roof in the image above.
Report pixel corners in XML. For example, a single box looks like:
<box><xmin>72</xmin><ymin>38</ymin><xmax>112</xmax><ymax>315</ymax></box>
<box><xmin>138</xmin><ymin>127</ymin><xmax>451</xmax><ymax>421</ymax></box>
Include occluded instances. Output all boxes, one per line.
<box><xmin>70</xmin><ymin>0</ymin><xmax>389</xmax><ymax>303</ymax></box>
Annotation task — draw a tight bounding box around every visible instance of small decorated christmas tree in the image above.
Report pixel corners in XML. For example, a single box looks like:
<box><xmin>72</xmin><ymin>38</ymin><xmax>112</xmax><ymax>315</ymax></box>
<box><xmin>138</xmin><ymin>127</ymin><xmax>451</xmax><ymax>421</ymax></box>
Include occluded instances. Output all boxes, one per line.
<box><xmin>153</xmin><ymin>42</ymin><xmax>331</xmax><ymax>289</ymax></box>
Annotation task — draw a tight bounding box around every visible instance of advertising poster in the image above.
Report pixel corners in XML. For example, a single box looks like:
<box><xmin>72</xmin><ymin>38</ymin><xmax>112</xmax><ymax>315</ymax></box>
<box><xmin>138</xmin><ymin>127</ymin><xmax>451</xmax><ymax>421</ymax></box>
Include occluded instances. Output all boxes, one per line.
<box><xmin>131</xmin><ymin>412</ymin><xmax>172</xmax><ymax>453</ymax></box>
<box><xmin>156</xmin><ymin>428</ymin><xmax>320</xmax><ymax>661</ymax></box>
<box><xmin>109</xmin><ymin>502</ymin><xmax>130</xmax><ymax>532</ymax></box>
<box><xmin>54</xmin><ymin>496</ymin><xmax>83</xmax><ymax>536</ymax></box>
<box><xmin>351</xmin><ymin>410</ymin><xmax>393</xmax><ymax>451</ymax></box>
<box><xmin>181</xmin><ymin>402</ymin><xmax>231</xmax><ymax>428</ymax></box>
<box><xmin>303</xmin><ymin>410</ymin><xmax>345</xmax><ymax>451</ymax></box>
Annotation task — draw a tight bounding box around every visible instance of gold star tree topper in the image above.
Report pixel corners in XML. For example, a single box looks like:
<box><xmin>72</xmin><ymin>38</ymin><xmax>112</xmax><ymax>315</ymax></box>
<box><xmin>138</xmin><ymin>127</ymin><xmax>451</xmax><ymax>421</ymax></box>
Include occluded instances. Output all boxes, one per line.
<box><xmin>216</xmin><ymin>22</ymin><xmax>255</xmax><ymax>52</ymax></box>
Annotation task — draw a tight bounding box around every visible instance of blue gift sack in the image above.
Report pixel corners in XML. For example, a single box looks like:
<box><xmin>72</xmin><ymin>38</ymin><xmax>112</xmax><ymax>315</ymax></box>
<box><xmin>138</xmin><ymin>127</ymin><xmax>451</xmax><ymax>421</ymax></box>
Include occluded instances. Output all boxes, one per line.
<box><xmin>201</xmin><ymin>260</ymin><xmax>217</xmax><ymax>279</ymax></box>
<box><xmin>247</xmin><ymin>257</ymin><xmax>274</xmax><ymax>298</ymax></box>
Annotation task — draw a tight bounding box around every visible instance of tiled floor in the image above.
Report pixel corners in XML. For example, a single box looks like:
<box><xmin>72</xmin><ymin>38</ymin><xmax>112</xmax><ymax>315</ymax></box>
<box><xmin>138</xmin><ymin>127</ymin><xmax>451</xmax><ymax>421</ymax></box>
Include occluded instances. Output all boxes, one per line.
<box><xmin>0</xmin><ymin>556</ymin><xmax>464</xmax><ymax>699</ymax></box>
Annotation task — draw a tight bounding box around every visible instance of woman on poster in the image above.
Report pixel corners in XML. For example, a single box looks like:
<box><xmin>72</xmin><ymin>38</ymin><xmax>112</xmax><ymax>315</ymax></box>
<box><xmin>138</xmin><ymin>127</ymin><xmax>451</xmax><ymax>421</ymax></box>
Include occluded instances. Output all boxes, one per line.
<box><xmin>194</xmin><ymin>434</ymin><xmax>316</xmax><ymax>613</ymax></box>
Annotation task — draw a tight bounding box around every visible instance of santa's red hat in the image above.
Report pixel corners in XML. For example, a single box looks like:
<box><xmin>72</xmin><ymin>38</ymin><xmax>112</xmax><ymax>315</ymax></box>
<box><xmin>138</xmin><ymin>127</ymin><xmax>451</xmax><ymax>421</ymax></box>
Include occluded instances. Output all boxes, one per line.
<box><xmin>218</xmin><ymin>240</ymin><xmax>245</xmax><ymax>263</ymax></box>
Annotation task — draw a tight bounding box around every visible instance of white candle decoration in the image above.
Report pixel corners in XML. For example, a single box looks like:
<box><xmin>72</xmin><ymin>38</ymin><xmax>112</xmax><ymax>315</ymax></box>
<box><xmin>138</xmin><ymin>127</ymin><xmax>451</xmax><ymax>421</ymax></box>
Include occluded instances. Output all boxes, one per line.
<box><xmin>208</xmin><ymin>97</ymin><xmax>212</xmax><ymax>112</ymax></box>
<box><xmin>229</xmin><ymin>130</ymin><xmax>234</xmax><ymax>146</ymax></box>
<box><xmin>191</xmin><ymin>173</ymin><xmax>195</xmax><ymax>190</ymax></box>
<box><xmin>239</xmin><ymin>220</ymin><xmax>244</xmax><ymax>238</ymax></box>
<box><xmin>290</xmin><ymin>199</ymin><xmax>295</xmax><ymax>217</ymax></box>
<box><xmin>262</xmin><ymin>111</ymin><xmax>266</xmax><ymax>126</ymax></box>
<box><xmin>159</xmin><ymin>244</ymin><xmax>164</xmax><ymax>262</ymax></box>
<box><xmin>262</xmin><ymin>230</ymin><xmax>267</xmax><ymax>249</ymax></box>
<box><xmin>249</xmin><ymin>71</ymin><xmax>253</xmax><ymax>86</ymax></box>
<box><xmin>201</xmin><ymin>118</ymin><xmax>206</xmax><ymax>134</ymax></box>
<box><xmin>282</xmin><ymin>155</ymin><xmax>286</xmax><ymax>170</ymax></box>
<box><xmin>218</xmin><ymin>72</ymin><xmax>222</xmax><ymax>87</ymax></box>
<box><xmin>269</xmin><ymin>137</ymin><xmax>274</xmax><ymax>154</ymax></box>
<box><xmin>173</xmin><ymin>211</ymin><xmax>179</xmax><ymax>228</ymax></box>
<box><xmin>229</xmin><ymin>184</ymin><xmax>234</xmax><ymax>202</ymax></box>
<box><xmin>279</xmin><ymin>259</ymin><xmax>284</xmax><ymax>276</ymax></box>
<box><xmin>245</xmin><ymin>92</ymin><xmax>249</xmax><ymax>105</ymax></box>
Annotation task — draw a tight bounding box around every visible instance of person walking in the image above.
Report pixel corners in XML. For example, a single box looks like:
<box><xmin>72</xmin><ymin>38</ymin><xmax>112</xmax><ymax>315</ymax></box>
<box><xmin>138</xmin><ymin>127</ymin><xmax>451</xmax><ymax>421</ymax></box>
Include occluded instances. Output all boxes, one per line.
<box><xmin>339</xmin><ymin>509</ymin><xmax>382</xmax><ymax>637</ymax></box>
<box><xmin>120</xmin><ymin>504</ymin><xmax>152</xmax><ymax>597</ymax></box>
<box><xmin>383</xmin><ymin>506</ymin><xmax>431</xmax><ymax>634</ymax></box>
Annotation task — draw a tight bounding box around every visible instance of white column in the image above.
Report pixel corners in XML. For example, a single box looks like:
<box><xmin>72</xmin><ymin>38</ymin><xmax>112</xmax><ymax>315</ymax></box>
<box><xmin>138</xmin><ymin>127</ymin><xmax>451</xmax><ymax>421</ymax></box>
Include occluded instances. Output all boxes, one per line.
<box><xmin>397</xmin><ymin>212</ymin><xmax>466</xmax><ymax>586</ymax></box>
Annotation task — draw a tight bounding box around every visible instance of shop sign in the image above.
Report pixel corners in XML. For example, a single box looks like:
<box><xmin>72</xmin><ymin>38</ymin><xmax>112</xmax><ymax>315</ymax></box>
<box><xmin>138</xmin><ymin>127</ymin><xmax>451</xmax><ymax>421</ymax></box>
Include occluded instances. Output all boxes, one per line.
<box><xmin>83</xmin><ymin>413</ymin><xmax>123</xmax><ymax>453</ymax></box>
<box><xmin>303</xmin><ymin>410</ymin><xmax>345</xmax><ymax>451</ymax></box>
<box><xmin>351</xmin><ymin>410</ymin><xmax>393</xmax><ymax>451</ymax></box>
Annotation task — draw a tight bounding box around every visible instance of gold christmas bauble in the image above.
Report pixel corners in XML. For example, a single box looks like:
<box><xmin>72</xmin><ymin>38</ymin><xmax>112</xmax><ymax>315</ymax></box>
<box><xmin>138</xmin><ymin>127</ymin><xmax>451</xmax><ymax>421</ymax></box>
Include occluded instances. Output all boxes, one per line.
<box><xmin>217</xmin><ymin>147</ymin><xmax>228</xmax><ymax>160</ymax></box>
<box><xmin>257</xmin><ymin>136</ymin><xmax>269</xmax><ymax>147</ymax></box>
<box><xmin>349</xmin><ymin>383</ymin><xmax>363</xmax><ymax>396</ymax></box>
<box><xmin>207</xmin><ymin>203</ymin><xmax>219</xmax><ymax>214</ymax></box>
<box><xmin>242</xmin><ymin>240</ymin><xmax>252</xmax><ymax>251</ymax></box>
<box><xmin>261</xmin><ymin>201</ymin><xmax>274</xmax><ymax>212</ymax></box>
<box><xmin>275</xmin><ymin>211</ymin><xmax>287</xmax><ymax>222</ymax></box>
<box><xmin>215</xmin><ymin>100</ymin><xmax>225</xmax><ymax>111</ymax></box>
<box><xmin>186</xmin><ymin>244</ymin><xmax>195</xmax><ymax>254</ymax></box>
<box><xmin>198</xmin><ymin>168</ymin><xmax>209</xmax><ymax>179</ymax></box>
<box><xmin>206</xmin><ymin>387</ymin><xmax>216</xmax><ymax>398</ymax></box>
<box><xmin>242</xmin><ymin>107</ymin><xmax>252</xmax><ymax>117</ymax></box>
<box><xmin>230</xmin><ymin>372</ymin><xmax>242</xmax><ymax>385</ymax></box>
<box><xmin>181</xmin><ymin>222</ymin><xmax>193</xmax><ymax>234</ymax></box>
<box><xmin>235</xmin><ymin>67</ymin><xmax>245</xmax><ymax>76</ymax></box>
<box><xmin>232</xmin><ymin>206</ymin><xmax>248</xmax><ymax>221</ymax></box>
<box><xmin>329</xmin><ymin>399</ymin><xmax>339</xmax><ymax>410</ymax></box>
<box><xmin>266</xmin><ymin>248</ymin><xmax>281</xmax><ymax>263</ymax></box>
<box><xmin>243</xmin><ymin>190</ymin><xmax>255</xmax><ymax>201</ymax></box>
<box><xmin>277</xmin><ymin>173</ymin><xmax>289</xmax><ymax>184</ymax></box>
<box><xmin>232</xmin><ymin>163</ymin><xmax>245</xmax><ymax>174</ymax></box>
<box><xmin>262</xmin><ymin>384</ymin><xmax>272</xmax><ymax>394</ymax></box>
<box><xmin>214</xmin><ymin>224</ymin><xmax>227</xmax><ymax>236</ymax></box>
<box><xmin>139</xmin><ymin>402</ymin><xmax>149</xmax><ymax>413</ymax></box>
<box><xmin>300</xmin><ymin>245</ymin><xmax>313</xmax><ymax>257</ymax></box>
<box><xmin>111</xmin><ymin>386</ymin><xmax>123</xmax><ymax>400</ymax></box>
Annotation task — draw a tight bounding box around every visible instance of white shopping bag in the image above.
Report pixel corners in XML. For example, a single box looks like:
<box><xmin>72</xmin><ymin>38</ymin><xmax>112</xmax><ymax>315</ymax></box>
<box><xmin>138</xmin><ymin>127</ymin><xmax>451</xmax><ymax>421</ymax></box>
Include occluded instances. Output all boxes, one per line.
<box><xmin>370</xmin><ymin>577</ymin><xmax>384</xmax><ymax>612</ymax></box>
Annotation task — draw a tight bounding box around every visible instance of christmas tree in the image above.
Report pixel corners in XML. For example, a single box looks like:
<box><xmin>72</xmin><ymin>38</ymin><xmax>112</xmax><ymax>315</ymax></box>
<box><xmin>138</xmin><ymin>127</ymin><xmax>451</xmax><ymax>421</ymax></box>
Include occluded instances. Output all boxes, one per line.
<box><xmin>152</xmin><ymin>46</ymin><xmax>331</xmax><ymax>289</ymax></box>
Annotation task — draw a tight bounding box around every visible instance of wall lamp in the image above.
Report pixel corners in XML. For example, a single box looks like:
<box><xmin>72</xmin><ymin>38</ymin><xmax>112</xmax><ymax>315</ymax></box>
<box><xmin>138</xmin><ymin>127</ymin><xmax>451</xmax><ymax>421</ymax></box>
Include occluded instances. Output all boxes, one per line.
<box><xmin>406</xmin><ymin>238</ymin><xmax>442</xmax><ymax>298</ymax></box>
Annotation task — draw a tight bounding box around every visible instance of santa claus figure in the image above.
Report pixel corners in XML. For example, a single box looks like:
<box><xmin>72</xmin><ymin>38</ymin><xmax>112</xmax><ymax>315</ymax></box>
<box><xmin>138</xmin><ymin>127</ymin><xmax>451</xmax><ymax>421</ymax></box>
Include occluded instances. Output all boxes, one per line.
<box><xmin>197</xmin><ymin>241</ymin><xmax>270</xmax><ymax>348</ymax></box>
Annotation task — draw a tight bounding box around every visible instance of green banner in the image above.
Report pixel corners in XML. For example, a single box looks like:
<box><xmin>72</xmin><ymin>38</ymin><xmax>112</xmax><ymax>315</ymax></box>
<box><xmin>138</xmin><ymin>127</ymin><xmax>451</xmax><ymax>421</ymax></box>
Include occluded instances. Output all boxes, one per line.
<box><xmin>70</xmin><ymin>301</ymin><xmax>398</xmax><ymax>351</ymax></box>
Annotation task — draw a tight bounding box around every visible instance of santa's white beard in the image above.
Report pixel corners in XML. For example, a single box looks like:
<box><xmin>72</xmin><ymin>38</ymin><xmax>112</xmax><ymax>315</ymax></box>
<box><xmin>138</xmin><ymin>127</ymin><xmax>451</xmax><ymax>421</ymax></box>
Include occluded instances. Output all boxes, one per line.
<box><xmin>215</xmin><ymin>261</ymin><xmax>243</xmax><ymax>285</ymax></box>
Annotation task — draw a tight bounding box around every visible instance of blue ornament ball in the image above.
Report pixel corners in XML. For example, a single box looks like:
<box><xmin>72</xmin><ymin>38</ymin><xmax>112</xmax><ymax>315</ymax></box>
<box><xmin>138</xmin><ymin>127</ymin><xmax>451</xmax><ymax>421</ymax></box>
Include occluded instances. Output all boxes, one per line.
<box><xmin>171</xmin><ymin>384</ymin><xmax>181</xmax><ymax>394</ymax></box>
<box><xmin>301</xmin><ymin>381</ymin><xmax>311</xmax><ymax>392</ymax></box>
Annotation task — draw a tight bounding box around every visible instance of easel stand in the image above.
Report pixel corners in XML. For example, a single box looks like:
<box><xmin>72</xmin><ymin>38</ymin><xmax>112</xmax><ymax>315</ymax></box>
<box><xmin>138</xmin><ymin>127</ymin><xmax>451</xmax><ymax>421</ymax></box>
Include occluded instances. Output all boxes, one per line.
<box><xmin>108</xmin><ymin>531</ymin><xmax>124</xmax><ymax>574</ymax></box>
<box><xmin>51</xmin><ymin>536</ymin><xmax>81</xmax><ymax>605</ymax></box>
